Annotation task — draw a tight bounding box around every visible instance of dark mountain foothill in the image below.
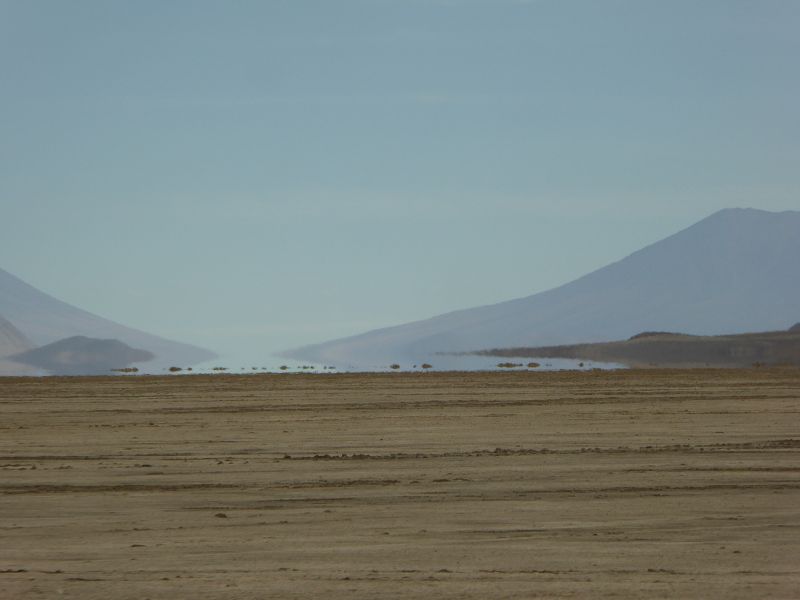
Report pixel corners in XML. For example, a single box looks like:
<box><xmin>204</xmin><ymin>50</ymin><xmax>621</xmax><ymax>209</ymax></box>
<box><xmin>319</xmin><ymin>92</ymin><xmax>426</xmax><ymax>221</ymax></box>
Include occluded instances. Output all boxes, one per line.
<box><xmin>475</xmin><ymin>328</ymin><xmax>800</xmax><ymax>369</ymax></box>
<box><xmin>11</xmin><ymin>336</ymin><xmax>155</xmax><ymax>375</ymax></box>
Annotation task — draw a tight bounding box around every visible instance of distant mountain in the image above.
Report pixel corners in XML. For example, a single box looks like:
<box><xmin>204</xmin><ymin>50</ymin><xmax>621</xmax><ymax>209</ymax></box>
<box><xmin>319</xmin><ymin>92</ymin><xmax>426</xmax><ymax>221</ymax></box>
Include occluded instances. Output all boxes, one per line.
<box><xmin>475</xmin><ymin>327</ymin><xmax>800</xmax><ymax>368</ymax></box>
<box><xmin>287</xmin><ymin>208</ymin><xmax>800</xmax><ymax>365</ymax></box>
<box><xmin>0</xmin><ymin>267</ymin><xmax>215</xmax><ymax>371</ymax></box>
<box><xmin>12</xmin><ymin>336</ymin><xmax>154</xmax><ymax>375</ymax></box>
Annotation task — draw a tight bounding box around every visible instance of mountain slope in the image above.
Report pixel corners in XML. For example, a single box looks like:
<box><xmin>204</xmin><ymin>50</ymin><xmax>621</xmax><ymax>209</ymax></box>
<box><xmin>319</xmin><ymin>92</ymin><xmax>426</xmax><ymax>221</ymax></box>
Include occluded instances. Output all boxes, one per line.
<box><xmin>0</xmin><ymin>314</ymin><xmax>36</xmax><ymax>375</ymax></box>
<box><xmin>0</xmin><ymin>268</ymin><xmax>215</xmax><ymax>369</ymax></box>
<box><xmin>288</xmin><ymin>208</ymin><xmax>800</xmax><ymax>365</ymax></box>
<box><xmin>0</xmin><ymin>314</ymin><xmax>33</xmax><ymax>358</ymax></box>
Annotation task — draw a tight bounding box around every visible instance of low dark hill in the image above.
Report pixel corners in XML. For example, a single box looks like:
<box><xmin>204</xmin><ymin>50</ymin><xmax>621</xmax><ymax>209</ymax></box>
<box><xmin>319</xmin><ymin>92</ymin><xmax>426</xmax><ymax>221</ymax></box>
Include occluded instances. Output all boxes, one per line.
<box><xmin>11</xmin><ymin>336</ymin><xmax>155</xmax><ymax>375</ymax></box>
<box><xmin>474</xmin><ymin>328</ymin><xmax>800</xmax><ymax>368</ymax></box>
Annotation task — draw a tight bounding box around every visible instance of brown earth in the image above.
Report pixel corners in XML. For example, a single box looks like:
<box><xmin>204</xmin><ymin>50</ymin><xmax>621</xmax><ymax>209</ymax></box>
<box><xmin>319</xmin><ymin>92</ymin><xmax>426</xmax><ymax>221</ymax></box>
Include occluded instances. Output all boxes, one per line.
<box><xmin>1</xmin><ymin>370</ymin><xmax>799</xmax><ymax>599</ymax></box>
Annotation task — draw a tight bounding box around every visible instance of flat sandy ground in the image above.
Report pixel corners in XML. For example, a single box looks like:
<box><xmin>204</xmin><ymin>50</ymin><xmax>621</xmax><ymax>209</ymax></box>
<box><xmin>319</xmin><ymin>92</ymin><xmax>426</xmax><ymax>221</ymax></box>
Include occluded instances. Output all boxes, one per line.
<box><xmin>1</xmin><ymin>369</ymin><xmax>799</xmax><ymax>599</ymax></box>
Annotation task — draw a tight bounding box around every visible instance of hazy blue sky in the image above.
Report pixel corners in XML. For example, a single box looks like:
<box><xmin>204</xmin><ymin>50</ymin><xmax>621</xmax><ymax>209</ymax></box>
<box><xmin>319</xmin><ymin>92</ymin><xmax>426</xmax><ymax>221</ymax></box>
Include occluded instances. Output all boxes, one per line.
<box><xmin>2</xmin><ymin>0</ymin><xmax>799</xmax><ymax>362</ymax></box>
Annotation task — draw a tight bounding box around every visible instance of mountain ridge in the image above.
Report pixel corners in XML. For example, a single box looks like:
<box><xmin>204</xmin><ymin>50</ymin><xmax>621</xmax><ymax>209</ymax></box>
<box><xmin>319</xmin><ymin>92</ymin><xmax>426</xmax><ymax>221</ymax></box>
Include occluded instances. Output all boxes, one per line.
<box><xmin>0</xmin><ymin>267</ymin><xmax>215</xmax><ymax>370</ymax></box>
<box><xmin>286</xmin><ymin>208</ymin><xmax>800</xmax><ymax>365</ymax></box>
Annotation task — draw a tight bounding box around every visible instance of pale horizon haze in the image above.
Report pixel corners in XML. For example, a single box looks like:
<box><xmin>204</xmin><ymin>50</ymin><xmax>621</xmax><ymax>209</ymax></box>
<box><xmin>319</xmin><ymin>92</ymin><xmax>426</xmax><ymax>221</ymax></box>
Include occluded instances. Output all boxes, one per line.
<box><xmin>2</xmin><ymin>0</ymin><xmax>799</xmax><ymax>363</ymax></box>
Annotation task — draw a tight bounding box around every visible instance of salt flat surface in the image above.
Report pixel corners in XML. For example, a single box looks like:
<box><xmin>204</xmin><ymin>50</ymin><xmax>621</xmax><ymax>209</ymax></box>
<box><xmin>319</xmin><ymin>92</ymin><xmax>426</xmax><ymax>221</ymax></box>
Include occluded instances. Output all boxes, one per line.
<box><xmin>2</xmin><ymin>369</ymin><xmax>799</xmax><ymax>598</ymax></box>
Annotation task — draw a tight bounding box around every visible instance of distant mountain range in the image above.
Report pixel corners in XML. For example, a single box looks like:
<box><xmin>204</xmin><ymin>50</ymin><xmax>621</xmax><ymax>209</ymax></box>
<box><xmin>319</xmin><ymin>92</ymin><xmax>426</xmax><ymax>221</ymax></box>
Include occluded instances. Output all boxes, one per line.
<box><xmin>0</xmin><ymin>268</ymin><xmax>215</xmax><ymax>374</ymax></box>
<box><xmin>287</xmin><ymin>208</ymin><xmax>800</xmax><ymax>365</ymax></box>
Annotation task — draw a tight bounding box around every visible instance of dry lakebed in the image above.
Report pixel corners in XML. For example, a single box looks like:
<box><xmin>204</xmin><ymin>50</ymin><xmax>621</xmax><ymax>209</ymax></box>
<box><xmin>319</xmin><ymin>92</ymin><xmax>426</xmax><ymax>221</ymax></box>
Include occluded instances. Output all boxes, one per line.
<box><xmin>2</xmin><ymin>369</ymin><xmax>799</xmax><ymax>599</ymax></box>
